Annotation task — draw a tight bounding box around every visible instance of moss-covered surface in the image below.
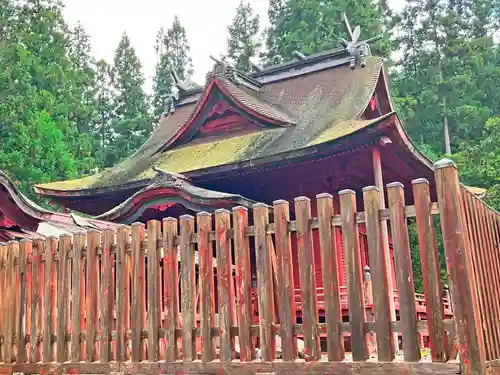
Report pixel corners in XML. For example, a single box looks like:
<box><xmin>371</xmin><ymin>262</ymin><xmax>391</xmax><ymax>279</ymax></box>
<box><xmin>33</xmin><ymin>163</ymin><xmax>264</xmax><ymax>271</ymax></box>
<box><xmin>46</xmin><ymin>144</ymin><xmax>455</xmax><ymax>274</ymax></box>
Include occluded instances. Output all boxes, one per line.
<box><xmin>37</xmin><ymin>56</ymin><xmax>383</xmax><ymax>192</ymax></box>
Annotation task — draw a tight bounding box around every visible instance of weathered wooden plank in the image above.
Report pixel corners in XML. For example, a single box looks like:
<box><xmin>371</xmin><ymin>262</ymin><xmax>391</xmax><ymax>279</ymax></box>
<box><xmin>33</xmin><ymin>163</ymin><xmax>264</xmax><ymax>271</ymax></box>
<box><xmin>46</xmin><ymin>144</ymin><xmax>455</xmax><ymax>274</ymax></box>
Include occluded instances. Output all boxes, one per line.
<box><xmin>466</xmin><ymin>195</ymin><xmax>495</xmax><ymax>360</ymax></box>
<box><xmin>6</xmin><ymin>358</ymin><xmax>461</xmax><ymax>375</ymax></box>
<box><xmin>147</xmin><ymin>220</ymin><xmax>161</xmax><ymax>362</ymax></box>
<box><xmin>85</xmin><ymin>231</ymin><xmax>100</xmax><ymax>362</ymax></box>
<box><xmin>232</xmin><ymin>206</ymin><xmax>253</xmax><ymax>362</ymax></box>
<box><xmin>412</xmin><ymin>179</ymin><xmax>447</xmax><ymax>362</ymax></box>
<box><xmin>0</xmin><ymin>243</ymin><xmax>7</xmax><ymax>363</ymax></box>
<box><xmin>434</xmin><ymin>159</ymin><xmax>485</xmax><ymax>375</ymax></box>
<box><xmin>294</xmin><ymin>197</ymin><xmax>320</xmax><ymax>361</ymax></box>
<box><xmin>479</xmin><ymin>201</ymin><xmax>500</xmax><ymax>358</ymax></box>
<box><xmin>10</xmin><ymin>242</ymin><xmax>21</xmax><ymax>364</ymax></box>
<box><xmin>43</xmin><ymin>238</ymin><xmax>57</xmax><ymax>363</ymax></box>
<box><xmin>17</xmin><ymin>240</ymin><xmax>30</xmax><ymax>364</ymax></box>
<box><xmin>180</xmin><ymin>215</ymin><xmax>196</xmax><ymax>361</ymax></box>
<box><xmin>100</xmin><ymin>230</ymin><xmax>115</xmax><ymax>363</ymax></box>
<box><xmin>131</xmin><ymin>223</ymin><xmax>146</xmax><ymax>362</ymax></box>
<box><xmin>31</xmin><ymin>240</ymin><xmax>44</xmax><ymax>363</ymax></box>
<box><xmin>386</xmin><ymin>183</ymin><xmax>421</xmax><ymax>362</ymax></box>
<box><xmin>316</xmin><ymin>193</ymin><xmax>344</xmax><ymax>361</ymax></box>
<box><xmin>24</xmin><ymin>240</ymin><xmax>32</xmax><ymax>363</ymax></box>
<box><xmin>197</xmin><ymin>212</ymin><xmax>215</xmax><ymax>362</ymax></box>
<box><xmin>71</xmin><ymin>233</ymin><xmax>85</xmax><ymax>362</ymax></box>
<box><xmin>162</xmin><ymin>217</ymin><xmax>179</xmax><ymax>362</ymax></box>
<box><xmin>215</xmin><ymin>209</ymin><xmax>235</xmax><ymax>362</ymax></box>
<box><xmin>115</xmin><ymin>226</ymin><xmax>129</xmax><ymax>362</ymax></box>
<box><xmin>253</xmin><ymin>203</ymin><xmax>276</xmax><ymax>361</ymax></box>
<box><xmin>273</xmin><ymin>200</ymin><xmax>297</xmax><ymax>361</ymax></box>
<box><xmin>56</xmin><ymin>235</ymin><xmax>71</xmax><ymax>363</ymax></box>
<box><xmin>363</xmin><ymin>186</ymin><xmax>395</xmax><ymax>361</ymax></box>
<box><xmin>486</xmin><ymin>207</ymin><xmax>500</xmax><ymax>359</ymax></box>
<box><xmin>339</xmin><ymin>189</ymin><xmax>368</xmax><ymax>361</ymax></box>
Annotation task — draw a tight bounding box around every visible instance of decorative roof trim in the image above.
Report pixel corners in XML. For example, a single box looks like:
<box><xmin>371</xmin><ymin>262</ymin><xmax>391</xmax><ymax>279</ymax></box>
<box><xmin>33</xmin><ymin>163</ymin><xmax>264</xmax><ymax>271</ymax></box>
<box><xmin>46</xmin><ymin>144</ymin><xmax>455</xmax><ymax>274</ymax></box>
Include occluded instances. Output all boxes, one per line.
<box><xmin>160</xmin><ymin>77</ymin><xmax>295</xmax><ymax>151</ymax></box>
<box><xmin>96</xmin><ymin>167</ymin><xmax>259</xmax><ymax>223</ymax></box>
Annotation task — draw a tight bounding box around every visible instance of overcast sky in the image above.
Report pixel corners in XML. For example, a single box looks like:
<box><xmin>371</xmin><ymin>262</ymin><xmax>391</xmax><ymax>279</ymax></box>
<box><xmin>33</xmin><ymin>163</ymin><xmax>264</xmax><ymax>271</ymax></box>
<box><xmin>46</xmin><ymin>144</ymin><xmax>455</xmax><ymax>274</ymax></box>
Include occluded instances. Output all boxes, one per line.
<box><xmin>62</xmin><ymin>0</ymin><xmax>270</xmax><ymax>91</ymax></box>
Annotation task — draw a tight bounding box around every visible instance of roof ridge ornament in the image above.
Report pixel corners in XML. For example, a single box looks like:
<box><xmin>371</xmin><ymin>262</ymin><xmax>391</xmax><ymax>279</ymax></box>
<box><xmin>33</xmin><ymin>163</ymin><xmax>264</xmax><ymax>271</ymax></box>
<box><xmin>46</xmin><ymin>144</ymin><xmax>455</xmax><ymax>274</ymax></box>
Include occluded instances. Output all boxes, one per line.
<box><xmin>206</xmin><ymin>55</ymin><xmax>241</xmax><ymax>85</ymax></box>
<box><xmin>168</xmin><ymin>69</ymin><xmax>193</xmax><ymax>114</ymax></box>
<box><xmin>340</xmin><ymin>12</ymin><xmax>383</xmax><ymax>69</ymax></box>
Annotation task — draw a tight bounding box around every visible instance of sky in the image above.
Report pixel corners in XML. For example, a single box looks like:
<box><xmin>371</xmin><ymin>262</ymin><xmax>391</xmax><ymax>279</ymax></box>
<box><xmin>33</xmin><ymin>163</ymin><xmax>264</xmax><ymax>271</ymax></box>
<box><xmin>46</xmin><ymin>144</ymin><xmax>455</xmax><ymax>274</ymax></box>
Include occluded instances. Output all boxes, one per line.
<box><xmin>62</xmin><ymin>0</ymin><xmax>271</xmax><ymax>91</ymax></box>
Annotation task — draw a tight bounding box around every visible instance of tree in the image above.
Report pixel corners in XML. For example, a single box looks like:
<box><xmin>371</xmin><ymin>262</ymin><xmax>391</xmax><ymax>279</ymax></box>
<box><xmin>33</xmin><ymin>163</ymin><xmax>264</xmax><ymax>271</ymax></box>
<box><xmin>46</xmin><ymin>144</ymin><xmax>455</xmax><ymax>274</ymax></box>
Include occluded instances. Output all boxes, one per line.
<box><xmin>93</xmin><ymin>59</ymin><xmax>116</xmax><ymax>168</ymax></box>
<box><xmin>111</xmin><ymin>32</ymin><xmax>152</xmax><ymax>163</ymax></box>
<box><xmin>391</xmin><ymin>0</ymin><xmax>500</xmax><ymax>155</ymax></box>
<box><xmin>226</xmin><ymin>0</ymin><xmax>261</xmax><ymax>71</ymax></box>
<box><xmin>264</xmin><ymin>0</ymin><xmax>390</xmax><ymax>64</ymax></box>
<box><xmin>152</xmin><ymin>16</ymin><xmax>193</xmax><ymax>121</ymax></box>
<box><xmin>0</xmin><ymin>0</ymin><xmax>95</xmax><ymax>199</ymax></box>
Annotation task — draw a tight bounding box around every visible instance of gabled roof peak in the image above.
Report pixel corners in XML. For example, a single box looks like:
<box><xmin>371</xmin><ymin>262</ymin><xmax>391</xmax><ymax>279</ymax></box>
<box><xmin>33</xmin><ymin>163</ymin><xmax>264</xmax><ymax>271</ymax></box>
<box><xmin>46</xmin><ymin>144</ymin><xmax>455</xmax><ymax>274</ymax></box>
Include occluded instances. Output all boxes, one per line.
<box><xmin>206</xmin><ymin>56</ymin><xmax>262</xmax><ymax>91</ymax></box>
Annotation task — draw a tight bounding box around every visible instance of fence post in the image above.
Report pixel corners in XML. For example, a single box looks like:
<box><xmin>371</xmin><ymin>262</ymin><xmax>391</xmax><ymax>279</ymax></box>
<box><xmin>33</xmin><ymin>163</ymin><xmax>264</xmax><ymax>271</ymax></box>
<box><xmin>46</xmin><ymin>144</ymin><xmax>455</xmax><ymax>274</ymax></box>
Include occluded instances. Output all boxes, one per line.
<box><xmin>434</xmin><ymin>158</ymin><xmax>485</xmax><ymax>375</ymax></box>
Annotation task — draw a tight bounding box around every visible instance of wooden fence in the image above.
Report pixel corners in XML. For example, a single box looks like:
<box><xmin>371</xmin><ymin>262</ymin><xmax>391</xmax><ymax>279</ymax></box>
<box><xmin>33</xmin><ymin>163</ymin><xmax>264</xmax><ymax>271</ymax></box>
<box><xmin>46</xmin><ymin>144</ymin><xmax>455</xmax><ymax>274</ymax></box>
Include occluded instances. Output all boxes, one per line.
<box><xmin>0</xmin><ymin>159</ymin><xmax>497</xmax><ymax>375</ymax></box>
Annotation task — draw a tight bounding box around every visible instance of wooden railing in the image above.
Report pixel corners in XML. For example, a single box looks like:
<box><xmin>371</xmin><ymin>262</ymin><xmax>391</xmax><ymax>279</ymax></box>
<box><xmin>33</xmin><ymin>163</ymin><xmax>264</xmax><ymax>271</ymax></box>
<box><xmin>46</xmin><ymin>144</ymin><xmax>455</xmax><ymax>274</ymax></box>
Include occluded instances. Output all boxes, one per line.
<box><xmin>0</xmin><ymin>159</ymin><xmax>496</xmax><ymax>375</ymax></box>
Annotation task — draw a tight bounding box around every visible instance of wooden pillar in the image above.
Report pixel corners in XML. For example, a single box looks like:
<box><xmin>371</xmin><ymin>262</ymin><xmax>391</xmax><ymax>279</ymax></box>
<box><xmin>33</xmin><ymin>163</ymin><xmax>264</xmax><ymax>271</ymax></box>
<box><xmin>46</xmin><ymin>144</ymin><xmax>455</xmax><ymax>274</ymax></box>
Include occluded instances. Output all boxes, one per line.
<box><xmin>372</xmin><ymin>146</ymin><xmax>398</xmax><ymax>351</ymax></box>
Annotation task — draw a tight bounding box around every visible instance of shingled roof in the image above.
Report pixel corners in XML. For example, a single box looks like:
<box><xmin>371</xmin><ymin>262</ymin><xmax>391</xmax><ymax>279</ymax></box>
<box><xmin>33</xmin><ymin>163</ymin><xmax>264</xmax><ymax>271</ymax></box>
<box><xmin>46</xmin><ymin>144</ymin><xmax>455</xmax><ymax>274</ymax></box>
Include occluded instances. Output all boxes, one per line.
<box><xmin>0</xmin><ymin>171</ymin><xmax>120</xmax><ymax>241</ymax></box>
<box><xmin>96</xmin><ymin>168</ymin><xmax>259</xmax><ymax>223</ymax></box>
<box><xmin>35</xmin><ymin>49</ymin><xmax>386</xmax><ymax>194</ymax></box>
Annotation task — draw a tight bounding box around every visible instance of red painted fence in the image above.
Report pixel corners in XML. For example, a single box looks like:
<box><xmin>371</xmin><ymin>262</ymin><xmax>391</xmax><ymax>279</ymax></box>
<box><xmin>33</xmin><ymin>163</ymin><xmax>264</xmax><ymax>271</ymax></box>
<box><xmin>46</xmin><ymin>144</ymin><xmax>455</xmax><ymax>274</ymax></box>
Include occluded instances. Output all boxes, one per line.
<box><xmin>0</xmin><ymin>160</ymin><xmax>498</xmax><ymax>375</ymax></box>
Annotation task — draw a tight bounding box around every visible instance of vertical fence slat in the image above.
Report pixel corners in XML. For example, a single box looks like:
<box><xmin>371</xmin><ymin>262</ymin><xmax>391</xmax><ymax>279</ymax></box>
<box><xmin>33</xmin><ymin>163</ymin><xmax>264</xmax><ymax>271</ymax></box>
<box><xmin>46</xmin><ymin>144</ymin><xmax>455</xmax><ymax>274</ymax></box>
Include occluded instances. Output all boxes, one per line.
<box><xmin>215</xmin><ymin>209</ymin><xmax>235</xmax><ymax>362</ymax></box>
<box><xmin>56</xmin><ymin>235</ymin><xmax>71</xmax><ymax>363</ymax></box>
<box><xmin>363</xmin><ymin>187</ymin><xmax>395</xmax><ymax>361</ymax></box>
<box><xmin>468</xmin><ymin>196</ymin><xmax>495</xmax><ymax>360</ymax></box>
<box><xmin>253</xmin><ymin>203</ymin><xmax>275</xmax><ymax>362</ymax></box>
<box><xmin>17</xmin><ymin>240</ymin><xmax>30</xmax><ymax>364</ymax></box>
<box><xmin>71</xmin><ymin>233</ymin><xmax>85</xmax><ymax>362</ymax></box>
<box><xmin>115</xmin><ymin>226</ymin><xmax>129</xmax><ymax>362</ymax></box>
<box><xmin>434</xmin><ymin>159</ymin><xmax>485</xmax><ymax>375</ymax></box>
<box><xmin>294</xmin><ymin>197</ymin><xmax>320</xmax><ymax>361</ymax></box>
<box><xmin>387</xmin><ymin>183</ymin><xmax>420</xmax><ymax>362</ymax></box>
<box><xmin>32</xmin><ymin>240</ymin><xmax>44</xmax><ymax>363</ymax></box>
<box><xmin>339</xmin><ymin>189</ymin><xmax>368</xmax><ymax>361</ymax></box>
<box><xmin>4</xmin><ymin>242</ymin><xmax>16</xmax><ymax>363</ymax></box>
<box><xmin>131</xmin><ymin>223</ymin><xmax>146</xmax><ymax>362</ymax></box>
<box><xmin>147</xmin><ymin>220</ymin><xmax>161</xmax><ymax>362</ymax></box>
<box><xmin>412</xmin><ymin>178</ymin><xmax>447</xmax><ymax>361</ymax></box>
<box><xmin>478</xmin><ymin>199</ymin><xmax>500</xmax><ymax>359</ymax></box>
<box><xmin>163</xmin><ymin>218</ymin><xmax>179</xmax><ymax>362</ymax></box>
<box><xmin>86</xmin><ymin>230</ymin><xmax>100</xmax><ymax>363</ymax></box>
<box><xmin>180</xmin><ymin>215</ymin><xmax>195</xmax><ymax>362</ymax></box>
<box><xmin>100</xmin><ymin>230</ymin><xmax>114</xmax><ymax>363</ymax></box>
<box><xmin>0</xmin><ymin>243</ymin><xmax>7</xmax><ymax>363</ymax></box>
<box><xmin>42</xmin><ymin>238</ymin><xmax>56</xmax><ymax>362</ymax></box>
<box><xmin>232</xmin><ymin>206</ymin><xmax>253</xmax><ymax>362</ymax></box>
<box><xmin>197</xmin><ymin>212</ymin><xmax>214</xmax><ymax>362</ymax></box>
<box><xmin>273</xmin><ymin>200</ymin><xmax>297</xmax><ymax>361</ymax></box>
<box><xmin>11</xmin><ymin>242</ymin><xmax>21</xmax><ymax>363</ymax></box>
<box><xmin>487</xmin><ymin>207</ymin><xmax>500</xmax><ymax>359</ymax></box>
<box><xmin>316</xmin><ymin>194</ymin><xmax>344</xmax><ymax>361</ymax></box>
<box><xmin>24</xmin><ymin>239</ymin><xmax>32</xmax><ymax>363</ymax></box>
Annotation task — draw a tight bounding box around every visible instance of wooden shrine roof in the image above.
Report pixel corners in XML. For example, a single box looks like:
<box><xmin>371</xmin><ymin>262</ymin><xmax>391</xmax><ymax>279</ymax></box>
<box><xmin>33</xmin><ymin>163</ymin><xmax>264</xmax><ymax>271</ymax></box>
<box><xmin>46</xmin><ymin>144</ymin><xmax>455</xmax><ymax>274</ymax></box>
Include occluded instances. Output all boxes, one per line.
<box><xmin>35</xmin><ymin>52</ymin><xmax>388</xmax><ymax>195</ymax></box>
<box><xmin>95</xmin><ymin>168</ymin><xmax>259</xmax><ymax>224</ymax></box>
<box><xmin>0</xmin><ymin>170</ymin><xmax>120</xmax><ymax>241</ymax></box>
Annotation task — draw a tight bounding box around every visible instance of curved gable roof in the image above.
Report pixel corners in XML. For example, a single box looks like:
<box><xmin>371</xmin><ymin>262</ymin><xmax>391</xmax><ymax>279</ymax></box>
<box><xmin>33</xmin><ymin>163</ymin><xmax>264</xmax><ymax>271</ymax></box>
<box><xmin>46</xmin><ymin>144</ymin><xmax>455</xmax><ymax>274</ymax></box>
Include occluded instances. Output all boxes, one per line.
<box><xmin>36</xmin><ymin>55</ymin><xmax>385</xmax><ymax>195</ymax></box>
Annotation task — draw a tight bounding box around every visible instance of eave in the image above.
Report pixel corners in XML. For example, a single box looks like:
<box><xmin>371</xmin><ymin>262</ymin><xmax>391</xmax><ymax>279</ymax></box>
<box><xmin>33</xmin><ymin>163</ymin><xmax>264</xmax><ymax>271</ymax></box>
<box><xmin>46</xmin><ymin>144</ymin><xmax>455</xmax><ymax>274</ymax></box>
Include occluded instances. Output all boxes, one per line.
<box><xmin>96</xmin><ymin>168</ymin><xmax>259</xmax><ymax>224</ymax></box>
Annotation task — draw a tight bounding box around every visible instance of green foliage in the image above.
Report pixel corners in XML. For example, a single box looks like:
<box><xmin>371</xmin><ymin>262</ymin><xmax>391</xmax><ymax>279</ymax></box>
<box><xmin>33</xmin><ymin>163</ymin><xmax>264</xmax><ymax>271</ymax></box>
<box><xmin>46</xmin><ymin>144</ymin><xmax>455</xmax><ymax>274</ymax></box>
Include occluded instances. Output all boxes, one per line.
<box><xmin>152</xmin><ymin>16</ymin><xmax>193</xmax><ymax>121</ymax></box>
<box><xmin>264</xmin><ymin>0</ymin><xmax>391</xmax><ymax>64</ymax></box>
<box><xmin>226</xmin><ymin>1</ymin><xmax>261</xmax><ymax>71</ymax></box>
<box><xmin>111</xmin><ymin>32</ymin><xmax>152</xmax><ymax>164</ymax></box>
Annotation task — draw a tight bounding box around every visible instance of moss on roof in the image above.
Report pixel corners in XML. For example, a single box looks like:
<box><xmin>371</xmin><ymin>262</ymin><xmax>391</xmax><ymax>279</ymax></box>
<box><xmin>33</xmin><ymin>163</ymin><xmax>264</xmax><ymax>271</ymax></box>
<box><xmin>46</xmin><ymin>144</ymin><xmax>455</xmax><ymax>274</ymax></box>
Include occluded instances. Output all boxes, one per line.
<box><xmin>37</xmin><ymin>56</ymin><xmax>384</xmax><ymax>193</ymax></box>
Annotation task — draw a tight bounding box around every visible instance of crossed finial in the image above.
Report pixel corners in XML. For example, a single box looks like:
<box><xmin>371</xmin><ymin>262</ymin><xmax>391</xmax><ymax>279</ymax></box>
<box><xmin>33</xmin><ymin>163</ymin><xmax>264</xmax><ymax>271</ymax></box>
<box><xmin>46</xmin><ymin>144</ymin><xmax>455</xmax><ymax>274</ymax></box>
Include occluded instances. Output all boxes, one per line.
<box><xmin>340</xmin><ymin>12</ymin><xmax>383</xmax><ymax>69</ymax></box>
